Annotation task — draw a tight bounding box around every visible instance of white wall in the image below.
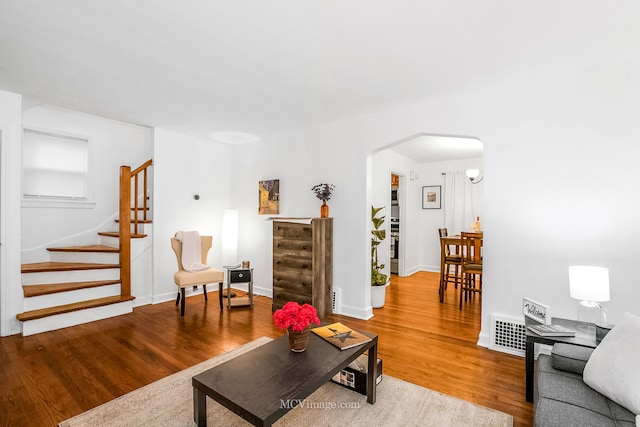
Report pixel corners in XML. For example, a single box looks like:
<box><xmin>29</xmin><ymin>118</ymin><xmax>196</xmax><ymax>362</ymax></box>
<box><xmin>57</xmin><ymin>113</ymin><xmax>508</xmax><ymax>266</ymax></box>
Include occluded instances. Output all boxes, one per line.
<box><xmin>151</xmin><ymin>128</ymin><xmax>232</xmax><ymax>303</ymax></box>
<box><xmin>231</xmin><ymin>123</ymin><xmax>372</xmax><ymax>319</ymax></box>
<box><xmin>230</xmin><ymin>56</ymin><xmax>640</xmax><ymax>344</ymax></box>
<box><xmin>20</xmin><ymin>106</ymin><xmax>153</xmax><ymax>262</ymax></box>
<box><xmin>0</xmin><ymin>89</ymin><xmax>23</xmax><ymax>336</ymax></box>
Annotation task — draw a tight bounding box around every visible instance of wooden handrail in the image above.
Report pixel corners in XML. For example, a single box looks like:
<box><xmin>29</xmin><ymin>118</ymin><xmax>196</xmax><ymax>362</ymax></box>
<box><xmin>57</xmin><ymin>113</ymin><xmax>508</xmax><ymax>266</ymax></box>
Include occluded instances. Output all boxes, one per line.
<box><xmin>119</xmin><ymin>159</ymin><xmax>152</xmax><ymax>298</ymax></box>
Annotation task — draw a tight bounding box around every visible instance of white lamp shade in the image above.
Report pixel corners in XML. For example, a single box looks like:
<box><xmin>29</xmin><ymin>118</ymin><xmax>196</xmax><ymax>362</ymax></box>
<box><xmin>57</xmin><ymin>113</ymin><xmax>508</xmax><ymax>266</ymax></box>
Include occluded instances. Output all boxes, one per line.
<box><xmin>569</xmin><ymin>266</ymin><xmax>610</xmax><ymax>302</ymax></box>
<box><xmin>466</xmin><ymin>169</ymin><xmax>480</xmax><ymax>179</ymax></box>
<box><xmin>221</xmin><ymin>209</ymin><xmax>239</xmax><ymax>265</ymax></box>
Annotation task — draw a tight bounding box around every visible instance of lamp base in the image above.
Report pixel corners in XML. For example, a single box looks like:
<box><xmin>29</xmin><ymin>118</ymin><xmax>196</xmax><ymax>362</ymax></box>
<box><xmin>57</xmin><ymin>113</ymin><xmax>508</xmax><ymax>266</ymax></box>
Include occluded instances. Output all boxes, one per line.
<box><xmin>576</xmin><ymin>323</ymin><xmax>596</xmax><ymax>333</ymax></box>
<box><xmin>576</xmin><ymin>300</ymin><xmax>606</xmax><ymax>334</ymax></box>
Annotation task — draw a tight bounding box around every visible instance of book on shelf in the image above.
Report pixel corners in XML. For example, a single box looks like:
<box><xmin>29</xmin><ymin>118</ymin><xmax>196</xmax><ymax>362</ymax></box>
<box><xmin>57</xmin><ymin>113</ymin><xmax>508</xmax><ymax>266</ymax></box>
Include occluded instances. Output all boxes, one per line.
<box><xmin>222</xmin><ymin>263</ymin><xmax>241</xmax><ymax>269</ymax></box>
<box><xmin>311</xmin><ymin>322</ymin><xmax>372</xmax><ymax>350</ymax></box>
<box><xmin>527</xmin><ymin>324</ymin><xmax>576</xmax><ymax>337</ymax></box>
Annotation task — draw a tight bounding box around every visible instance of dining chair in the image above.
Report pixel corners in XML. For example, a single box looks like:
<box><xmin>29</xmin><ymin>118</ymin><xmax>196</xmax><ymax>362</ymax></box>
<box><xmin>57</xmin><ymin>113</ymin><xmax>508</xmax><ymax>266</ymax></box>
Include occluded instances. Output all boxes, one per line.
<box><xmin>460</xmin><ymin>231</ymin><xmax>483</xmax><ymax>309</ymax></box>
<box><xmin>438</xmin><ymin>228</ymin><xmax>461</xmax><ymax>299</ymax></box>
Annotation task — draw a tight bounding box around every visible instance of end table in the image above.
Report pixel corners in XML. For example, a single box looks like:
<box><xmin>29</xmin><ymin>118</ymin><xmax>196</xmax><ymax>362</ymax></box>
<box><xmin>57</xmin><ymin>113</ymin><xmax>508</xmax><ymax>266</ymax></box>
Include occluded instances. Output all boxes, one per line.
<box><xmin>223</xmin><ymin>267</ymin><xmax>254</xmax><ymax>309</ymax></box>
<box><xmin>525</xmin><ymin>317</ymin><xmax>598</xmax><ymax>402</ymax></box>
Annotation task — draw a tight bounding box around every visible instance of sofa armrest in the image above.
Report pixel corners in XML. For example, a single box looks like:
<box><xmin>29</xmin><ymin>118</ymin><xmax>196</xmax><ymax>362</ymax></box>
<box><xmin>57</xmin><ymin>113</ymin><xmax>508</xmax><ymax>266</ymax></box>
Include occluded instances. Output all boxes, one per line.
<box><xmin>550</xmin><ymin>343</ymin><xmax>594</xmax><ymax>375</ymax></box>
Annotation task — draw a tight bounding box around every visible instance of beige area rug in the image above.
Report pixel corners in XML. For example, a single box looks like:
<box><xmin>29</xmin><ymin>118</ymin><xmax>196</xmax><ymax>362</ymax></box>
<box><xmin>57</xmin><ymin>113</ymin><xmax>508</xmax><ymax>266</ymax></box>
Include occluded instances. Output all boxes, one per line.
<box><xmin>59</xmin><ymin>337</ymin><xmax>513</xmax><ymax>427</ymax></box>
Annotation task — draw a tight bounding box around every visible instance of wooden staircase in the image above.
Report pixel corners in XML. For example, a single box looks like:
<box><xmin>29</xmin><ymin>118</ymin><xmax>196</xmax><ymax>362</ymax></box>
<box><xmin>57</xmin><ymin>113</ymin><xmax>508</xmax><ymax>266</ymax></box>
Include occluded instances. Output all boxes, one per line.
<box><xmin>16</xmin><ymin>160</ymin><xmax>152</xmax><ymax>336</ymax></box>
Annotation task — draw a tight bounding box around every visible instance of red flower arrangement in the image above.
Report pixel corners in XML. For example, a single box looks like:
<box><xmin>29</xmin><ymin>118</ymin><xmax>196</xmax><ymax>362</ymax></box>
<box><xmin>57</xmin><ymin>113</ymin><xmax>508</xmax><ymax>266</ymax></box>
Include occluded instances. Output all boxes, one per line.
<box><xmin>272</xmin><ymin>302</ymin><xmax>320</xmax><ymax>333</ymax></box>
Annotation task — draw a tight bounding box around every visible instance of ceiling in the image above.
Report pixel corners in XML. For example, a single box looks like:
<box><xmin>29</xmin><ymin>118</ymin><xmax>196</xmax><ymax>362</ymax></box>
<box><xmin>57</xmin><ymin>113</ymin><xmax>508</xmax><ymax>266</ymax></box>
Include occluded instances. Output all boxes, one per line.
<box><xmin>1</xmin><ymin>1</ymin><xmax>639</xmax><ymax>144</ymax></box>
<box><xmin>389</xmin><ymin>135</ymin><xmax>483</xmax><ymax>163</ymax></box>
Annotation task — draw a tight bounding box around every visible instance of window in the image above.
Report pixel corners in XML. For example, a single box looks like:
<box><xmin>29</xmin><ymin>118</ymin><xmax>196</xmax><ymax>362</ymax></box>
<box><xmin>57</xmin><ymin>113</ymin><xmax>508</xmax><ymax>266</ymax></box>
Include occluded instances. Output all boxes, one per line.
<box><xmin>22</xmin><ymin>129</ymin><xmax>89</xmax><ymax>200</ymax></box>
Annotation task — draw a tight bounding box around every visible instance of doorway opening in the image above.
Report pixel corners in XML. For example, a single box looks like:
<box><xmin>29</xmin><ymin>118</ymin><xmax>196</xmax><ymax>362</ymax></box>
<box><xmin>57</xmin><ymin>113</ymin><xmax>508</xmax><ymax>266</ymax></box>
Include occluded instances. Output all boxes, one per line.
<box><xmin>369</xmin><ymin>132</ymin><xmax>484</xmax><ymax>316</ymax></box>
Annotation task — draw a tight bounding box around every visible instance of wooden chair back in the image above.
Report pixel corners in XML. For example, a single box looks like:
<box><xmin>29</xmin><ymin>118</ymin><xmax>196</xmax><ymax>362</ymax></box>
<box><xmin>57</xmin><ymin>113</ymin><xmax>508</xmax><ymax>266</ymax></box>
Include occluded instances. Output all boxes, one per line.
<box><xmin>460</xmin><ymin>232</ymin><xmax>483</xmax><ymax>268</ymax></box>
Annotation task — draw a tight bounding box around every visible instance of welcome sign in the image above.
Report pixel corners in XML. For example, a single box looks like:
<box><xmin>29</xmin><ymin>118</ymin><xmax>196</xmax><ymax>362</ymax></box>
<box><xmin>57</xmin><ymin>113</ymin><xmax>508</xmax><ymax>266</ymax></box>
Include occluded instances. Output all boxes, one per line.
<box><xmin>522</xmin><ymin>298</ymin><xmax>551</xmax><ymax>325</ymax></box>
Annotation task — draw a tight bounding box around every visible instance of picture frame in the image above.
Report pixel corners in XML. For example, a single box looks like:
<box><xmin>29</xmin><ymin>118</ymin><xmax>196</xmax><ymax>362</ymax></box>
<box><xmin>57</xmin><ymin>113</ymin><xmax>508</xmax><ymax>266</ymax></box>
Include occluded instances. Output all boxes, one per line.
<box><xmin>258</xmin><ymin>179</ymin><xmax>280</xmax><ymax>215</ymax></box>
<box><xmin>422</xmin><ymin>185</ymin><xmax>441</xmax><ymax>209</ymax></box>
<box><xmin>522</xmin><ymin>297</ymin><xmax>551</xmax><ymax>325</ymax></box>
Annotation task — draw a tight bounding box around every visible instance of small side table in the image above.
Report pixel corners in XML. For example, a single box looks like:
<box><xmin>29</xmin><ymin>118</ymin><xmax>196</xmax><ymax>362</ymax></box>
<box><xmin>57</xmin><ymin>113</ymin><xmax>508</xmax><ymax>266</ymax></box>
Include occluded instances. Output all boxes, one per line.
<box><xmin>223</xmin><ymin>268</ymin><xmax>254</xmax><ymax>310</ymax></box>
<box><xmin>525</xmin><ymin>317</ymin><xmax>598</xmax><ymax>402</ymax></box>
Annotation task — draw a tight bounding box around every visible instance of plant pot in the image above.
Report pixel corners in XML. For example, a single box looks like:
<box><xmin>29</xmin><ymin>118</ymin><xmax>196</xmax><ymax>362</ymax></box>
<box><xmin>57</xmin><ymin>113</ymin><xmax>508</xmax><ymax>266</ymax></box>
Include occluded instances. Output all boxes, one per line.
<box><xmin>371</xmin><ymin>281</ymin><xmax>389</xmax><ymax>308</ymax></box>
<box><xmin>287</xmin><ymin>327</ymin><xmax>311</xmax><ymax>352</ymax></box>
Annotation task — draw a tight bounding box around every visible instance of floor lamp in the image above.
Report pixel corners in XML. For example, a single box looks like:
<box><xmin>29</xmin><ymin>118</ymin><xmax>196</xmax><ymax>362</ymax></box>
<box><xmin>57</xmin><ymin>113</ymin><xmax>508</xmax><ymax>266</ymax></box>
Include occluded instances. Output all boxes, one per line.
<box><xmin>221</xmin><ymin>209</ymin><xmax>239</xmax><ymax>268</ymax></box>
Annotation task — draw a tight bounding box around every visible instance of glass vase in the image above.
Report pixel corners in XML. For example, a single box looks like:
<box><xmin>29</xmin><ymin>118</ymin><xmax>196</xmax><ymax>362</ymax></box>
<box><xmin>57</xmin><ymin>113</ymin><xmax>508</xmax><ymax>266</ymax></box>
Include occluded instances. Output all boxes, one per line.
<box><xmin>287</xmin><ymin>328</ymin><xmax>311</xmax><ymax>352</ymax></box>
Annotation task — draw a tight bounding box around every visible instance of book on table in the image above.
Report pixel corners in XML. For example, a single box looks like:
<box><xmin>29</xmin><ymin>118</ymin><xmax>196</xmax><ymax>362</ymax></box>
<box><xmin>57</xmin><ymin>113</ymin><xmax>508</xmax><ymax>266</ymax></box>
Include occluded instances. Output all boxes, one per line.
<box><xmin>527</xmin><ymin>324</ymin><xmax>576</xmax><ymax>337</ymax></box>
<box><xmin>311</xmin><ymin>322</ymin><xmax>372</xmax><ymax>350</ymax></box>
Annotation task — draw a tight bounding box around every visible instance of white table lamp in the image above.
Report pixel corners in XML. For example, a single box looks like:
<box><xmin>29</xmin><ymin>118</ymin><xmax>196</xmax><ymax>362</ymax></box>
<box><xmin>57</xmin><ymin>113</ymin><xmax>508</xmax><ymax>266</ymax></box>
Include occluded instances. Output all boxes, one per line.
<box><xmin>568</xmin><ymin>266</ymin><xmax>610</xmax><ymax>332</ymax></box>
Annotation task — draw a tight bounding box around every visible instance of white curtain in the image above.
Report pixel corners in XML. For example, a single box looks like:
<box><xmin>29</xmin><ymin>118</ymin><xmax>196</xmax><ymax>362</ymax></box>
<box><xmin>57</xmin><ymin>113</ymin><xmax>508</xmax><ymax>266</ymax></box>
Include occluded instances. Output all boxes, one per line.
<box><xmin>444</xmin><ymin>171</ymin><xmax>474</xmax><ymax>234</ymax></box>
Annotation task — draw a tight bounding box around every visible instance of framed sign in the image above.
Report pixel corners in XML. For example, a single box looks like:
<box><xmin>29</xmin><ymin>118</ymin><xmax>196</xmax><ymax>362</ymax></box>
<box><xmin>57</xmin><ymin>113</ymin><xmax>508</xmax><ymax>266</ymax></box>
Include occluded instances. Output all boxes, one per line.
<box><xmin>422</xmin><ymin>185</ymin><xmax>441</xmax><ymax>209</ymax></box>
<box><xmin>522</xmin><ymin>298</ymin><xmax>551</xmax><ymax>325</ymax></box>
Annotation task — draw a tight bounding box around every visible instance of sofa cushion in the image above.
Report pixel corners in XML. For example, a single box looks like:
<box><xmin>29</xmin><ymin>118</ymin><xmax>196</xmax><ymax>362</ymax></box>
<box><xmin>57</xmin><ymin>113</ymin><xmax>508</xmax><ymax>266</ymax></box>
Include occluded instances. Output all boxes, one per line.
<box><xmin>551</xmin><ymin>343</ymin><xmax>594</xmax><ymax>375</ymax></box>
<box><xmin>535</xmin><ymin>354</ymin><xmax>636</xmax><ymax>427</ymax></box>
<box><xmin>584</xmin><ymin>312</ymin><xmax>640</xmax><ymax>415</ymax></box>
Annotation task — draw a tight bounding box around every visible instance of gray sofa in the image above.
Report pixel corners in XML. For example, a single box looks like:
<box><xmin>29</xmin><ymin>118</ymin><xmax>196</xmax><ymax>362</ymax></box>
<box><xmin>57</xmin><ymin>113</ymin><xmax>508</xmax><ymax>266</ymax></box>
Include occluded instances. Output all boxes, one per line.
<box><xmin>534</xmin><ymin>343</ymin><xmax>635</xmax><ymax>426</ymax></box>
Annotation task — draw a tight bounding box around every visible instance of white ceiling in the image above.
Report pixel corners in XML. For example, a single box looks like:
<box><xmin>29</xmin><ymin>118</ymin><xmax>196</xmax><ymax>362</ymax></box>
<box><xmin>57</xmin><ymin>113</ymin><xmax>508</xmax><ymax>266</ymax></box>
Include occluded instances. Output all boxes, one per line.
<box><xmin>1</xmin><ymin>1</ymin><xmax>639</xmax><ymax>145</ymax></box>
<box><xmin>389</xmin><ymin>135</ymin><xmax>483</xmax><ymax>163</ymax></box>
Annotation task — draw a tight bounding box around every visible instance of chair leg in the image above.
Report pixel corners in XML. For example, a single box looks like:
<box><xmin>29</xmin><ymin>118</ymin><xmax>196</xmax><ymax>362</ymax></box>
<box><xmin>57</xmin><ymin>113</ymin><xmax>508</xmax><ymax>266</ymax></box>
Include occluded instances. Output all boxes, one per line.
<box><xmin>218</xmin><ymin>282</ymin><xmax>223</xmax><ymax>310</ymax></box>
<box><xmin>203</xmin><ymin>284</ymin><xmax>208</xmax><ymax>301</ymax></box>
<box><xmin>459</xmin><ymin>272</ymin><xmax>464</xmax><ymax>310</ymax></box>
<box><xmin>454</xmin><ymin>265</ymin><xmax>459</xmax><ymax>289</ymax></box>
<box><xmin>180</xmin><ymin>288</ymin><xmax>186</xmax><ymax>316</ymax></box>
<box><xmin>175</xmin><ymin>290</ymin><xmax>181</xmax><ymax>306</ymax></box>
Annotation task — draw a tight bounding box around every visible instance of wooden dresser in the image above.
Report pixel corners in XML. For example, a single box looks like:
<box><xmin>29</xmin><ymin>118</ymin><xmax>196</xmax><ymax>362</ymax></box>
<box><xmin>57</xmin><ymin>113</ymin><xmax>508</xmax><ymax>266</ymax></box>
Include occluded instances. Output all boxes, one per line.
<box><xmin>272</xmin><ymin>218</ymin><xmax>333</xmax><ymax>318</ymax></box>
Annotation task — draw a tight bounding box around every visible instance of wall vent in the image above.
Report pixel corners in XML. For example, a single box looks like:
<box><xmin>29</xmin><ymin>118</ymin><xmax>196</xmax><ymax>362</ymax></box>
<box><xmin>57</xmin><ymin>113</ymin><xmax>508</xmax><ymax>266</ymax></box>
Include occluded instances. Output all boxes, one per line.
<box><xmin>490</xmin><ymin>315</ymin><xmax>526</xmax><ymax>356</ymax></box>
<box><xmin>332</xmin><ymin>288</ymin><xmax>340</xmax><ymax>313</ymax></box>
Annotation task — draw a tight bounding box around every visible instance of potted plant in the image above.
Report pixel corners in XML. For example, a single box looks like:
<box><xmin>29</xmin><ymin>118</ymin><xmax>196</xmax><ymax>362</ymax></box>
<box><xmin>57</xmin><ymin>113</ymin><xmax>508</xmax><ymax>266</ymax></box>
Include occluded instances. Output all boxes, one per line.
<box><xmin>311</xmin><ymin>183</ymin><xmax>335</xmax><ymax>218</ymax></box>
<box><xmin>272</xmin><ymin>301</ymin><xmax>320</xmax><ymax>352</ymax></box>
<box><xmin>371</xmin><ymin>205</ymin><xmax>390</xmax><ymax>308</ymax></box>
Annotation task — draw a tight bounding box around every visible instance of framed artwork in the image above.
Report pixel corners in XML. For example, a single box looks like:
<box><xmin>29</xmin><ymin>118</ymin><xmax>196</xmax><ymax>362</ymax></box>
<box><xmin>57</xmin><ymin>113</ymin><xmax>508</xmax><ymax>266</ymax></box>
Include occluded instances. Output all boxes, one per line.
<box><xmin>258</xmin><ymin>179</ymin><xmax>280</xmax><ymax>215</ymax></box>
<box><xmin>522</xmin><ymin>298</ymin><xmax>551</xmax><ymax>325</ymax></box>
<box><xmin>422</xmin><ymin>185</ymin><xmax>441</xmax><ymax>209</ymax></box>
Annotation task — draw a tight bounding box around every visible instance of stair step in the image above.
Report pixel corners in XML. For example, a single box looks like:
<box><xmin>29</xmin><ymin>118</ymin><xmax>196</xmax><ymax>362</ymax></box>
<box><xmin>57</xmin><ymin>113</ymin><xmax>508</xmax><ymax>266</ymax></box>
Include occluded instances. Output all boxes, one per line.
<box><xmin>46</xmin><ymin>245</ymin><xmax>119</xmax><ymax>253</ymax></box>
<box><xmin>16</xmin><ymin>295</ymin><xmax>135</xmax><ymax>322</ymax></box>
<box><xmin>23</xmin><ymin>280</ymin><xmax>121</xmax><ymax>297</ymax></box>
<box><xmin>21</xmin><ymin>262</ymin><xmax>120</xmax><ymax>274</ymax></box>
<box><xmin>98</xmin><ymin>232</ymin><xmax>147</xmax><ymax>238</ymax></box>
<box><xmin>115</xmin><ymin>219</ymin><xmax>152</xmax><ymax>223</ymax></box>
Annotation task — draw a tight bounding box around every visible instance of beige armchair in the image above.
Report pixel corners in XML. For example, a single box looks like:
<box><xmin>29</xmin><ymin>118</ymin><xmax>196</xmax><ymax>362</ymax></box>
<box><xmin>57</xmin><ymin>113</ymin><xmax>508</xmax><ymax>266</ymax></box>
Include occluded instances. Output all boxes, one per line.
<box><xmin>171</xmin><ymin>235</ymin><xmax>224</xmax><ymax>316</ymax></box>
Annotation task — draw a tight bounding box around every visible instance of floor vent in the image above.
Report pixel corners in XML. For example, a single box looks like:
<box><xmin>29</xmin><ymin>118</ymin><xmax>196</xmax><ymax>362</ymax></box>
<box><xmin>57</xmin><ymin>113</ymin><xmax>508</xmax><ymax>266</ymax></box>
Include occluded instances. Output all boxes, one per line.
<box><xmin>332</xmin><ymin>288</ymin><xmax>340</xmax><ymax>313</ymax></box>
<box><xmin>490</xmin><ymin>315</ymin><xmax>526</xmax><ymax>356</ymax></box>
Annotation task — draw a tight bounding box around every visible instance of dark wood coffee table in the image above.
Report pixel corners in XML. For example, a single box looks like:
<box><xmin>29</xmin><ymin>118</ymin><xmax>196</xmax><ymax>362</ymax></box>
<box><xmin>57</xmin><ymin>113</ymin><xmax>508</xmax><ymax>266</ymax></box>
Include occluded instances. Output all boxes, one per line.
<box><xmin>192</xmin><ymin>330</ymin><xmax>378</xmax><ymax>426</ymax></box>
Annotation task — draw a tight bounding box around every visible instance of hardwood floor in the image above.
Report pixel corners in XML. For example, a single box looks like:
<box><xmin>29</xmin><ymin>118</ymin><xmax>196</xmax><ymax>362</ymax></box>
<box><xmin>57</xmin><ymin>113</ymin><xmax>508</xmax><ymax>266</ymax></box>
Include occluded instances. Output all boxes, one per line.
<box><xmin>0</xmin><ymin>271</ymin><xmax>533</xmax><ymax>426</ymax></box>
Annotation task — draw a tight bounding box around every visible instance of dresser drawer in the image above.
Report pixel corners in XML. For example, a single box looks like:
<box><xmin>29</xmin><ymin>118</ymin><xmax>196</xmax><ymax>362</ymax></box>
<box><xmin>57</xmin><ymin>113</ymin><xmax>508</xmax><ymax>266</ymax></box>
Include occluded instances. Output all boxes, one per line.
<box><xmin>273</xmin><ymin>222</ymin><xmax>313</xmax><ymax>240</ymax></box>
<box><xmin>273</xmin><ymin>238</ymin><xmax>313</xmax><ymax>257</ymax></box>
<box><xmin>273</xmin><ymin>256</ymin><xmax>313</xmax><ymax>273</ymax></box>
<box><xmin>273</xmin><ymin>271</ymin><xmax>313</xmax><ymax>295</ymax></box>
<box><xmin>272</xmin><ymin>287</ymin><xmax>313</xmax><ymax>307</ymax></box>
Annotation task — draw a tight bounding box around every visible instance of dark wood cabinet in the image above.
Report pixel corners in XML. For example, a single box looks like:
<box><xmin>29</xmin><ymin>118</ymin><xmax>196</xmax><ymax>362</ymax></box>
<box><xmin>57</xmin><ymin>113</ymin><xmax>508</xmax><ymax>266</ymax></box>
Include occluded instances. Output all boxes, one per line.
<box><xmin>272</xmin><ymin>218</ymin><xmax>333</xmax><ymax>318</ymax></box>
